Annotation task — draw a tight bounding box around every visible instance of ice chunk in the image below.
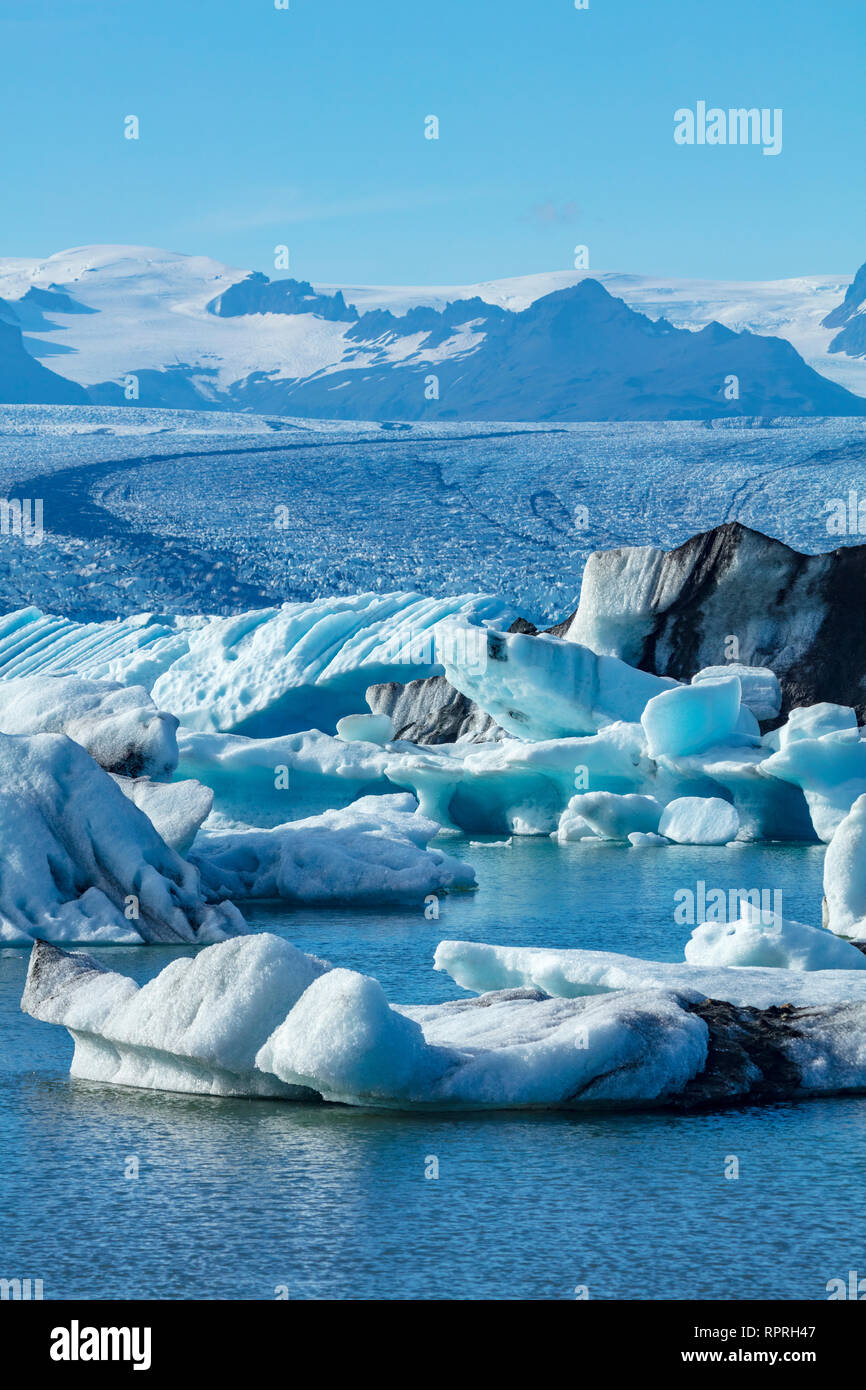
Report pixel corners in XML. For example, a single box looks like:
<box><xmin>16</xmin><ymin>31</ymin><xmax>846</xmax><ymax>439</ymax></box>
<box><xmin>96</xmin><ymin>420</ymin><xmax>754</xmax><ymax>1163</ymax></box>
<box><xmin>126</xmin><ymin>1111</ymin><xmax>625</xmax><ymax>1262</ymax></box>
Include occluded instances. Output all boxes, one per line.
<box><xmin>22</xmin><ymin>936</ymin><xmax>324</xmax><ymax>1098</ymax></box>
<box><xmin>256</xmin><ymin>968</ymin><xmax>450</xmax><ymax>1104</ymax></box>
<box><xmin>658</xmin><ymin>795</ymin><xmax>739</xmax><ymax>845</ymax></box>
<box><xmin>691</xmin><ymin>665</ymin><xmax>781</xmax><ymax>722</ymax></box>
<box><xmin>641</xmin><ymin>676</ymin><xmax>746</xmax><ymax>758</ymax></box>
<box><xmin>685</xmin><ymin>904</ymin><xmax>866</xmax><ymax>971</ymax></box>
<box><xmin>336</xmin><ymin>712</ymin><xmax>394</xmax><ymax>745</ymax></box>
<box><xmin>23</xmin><ymin>939</ymin><xmax>707</xmax><ymax>1110</ymax></box>
<box><xmin>628</xmin><ymin>831</ymin><xmax>668</xmax><ymax>847</ymax></box>
<box><xmin>780</xmin><ymin>704</ymin><xmax>858</xmax><ymax>746</ymax></box>
<box><xmin>442</xmin><ymin>625</ymin><xmax>677</xmax><ymax>741</ymax></box>
<box><xmin>151</xmin><ymin>594</ymin><xmax>507</xmax><ymax>737</ymax></box>
<box><xmin>555</xmin><ymin>791</ymin><xmax>662</xmax><ymax>842</ymax></box>
<box><xmin>762</xmin><ymin>721</ymin><xmax>866</xmax><ymax>841</ymax></box>
<box><xmin>434</xmin><ymin>939</ymin><xmax>866</xmax><ymax>1009</ymax></box>
<box><xmin>191</xmin><ymin>794</ymin><xmax>476</xmax><ymax>903</ymax></box>
<box><xmin>111</xmin><ymin>775</ymin><xmax>214</xmax><ymax>854</ymax></box>
<box><xmin>0</xmin><ymin>674</ymin><xmax>178</xmax><ymax>779</ymax></box>
<box><xmin>823</xmin><ymin>793</ymin><xmax>866</xmax><ymax>938</ymax></box>
<box><xmin>0</xmin><ymin>731</ymin><xmax>244</xmax><ymax>945</ymax></box>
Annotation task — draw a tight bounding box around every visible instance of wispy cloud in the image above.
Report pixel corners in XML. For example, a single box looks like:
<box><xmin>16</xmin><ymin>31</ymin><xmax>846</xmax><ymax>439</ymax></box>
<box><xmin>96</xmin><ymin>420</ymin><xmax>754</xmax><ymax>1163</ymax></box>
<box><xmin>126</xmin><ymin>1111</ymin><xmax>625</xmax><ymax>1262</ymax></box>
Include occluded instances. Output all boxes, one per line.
<box><xmin>523</xmin><ymin>201</ymin><xmax>581</xmax><ymax>226</ymax></box>
<box><xmin>184</xmin><ymin>186</ymin><xmax>489</xmax><ymax>235</ymax></box>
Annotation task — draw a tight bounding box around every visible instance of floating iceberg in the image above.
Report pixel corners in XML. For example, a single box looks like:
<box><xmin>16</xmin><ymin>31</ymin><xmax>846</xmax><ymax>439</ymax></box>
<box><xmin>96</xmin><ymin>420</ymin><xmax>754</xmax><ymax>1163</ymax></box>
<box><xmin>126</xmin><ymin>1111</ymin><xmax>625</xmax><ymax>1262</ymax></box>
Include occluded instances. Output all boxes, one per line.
<box><xmin>0</xmin><ymin>731</ymin><xmax>243</xmax><ymax>945</ymax></box>
<box><xmin>554</xmin><ymin>791</ymin><xmax>662</xmax><ymax>842</ymax></box>
<box><xmin>657</xmin><ymin>795</ymin><xmax>740</xmax><ymax>845</ymax></box>
<box><xmin>434</xmin><ymin>939</ymin><xmax>866</xmax><ymax>1010</ymax></box>
<box><xmin>25</xmin><ymin>936</ymin><xmax>866</xmax><ymax>1112</ymax></box>
<box><xmin>21</xmin><ymin>938</ymin><xmax>707</xmax><ymax>1110</ymax></box>
<box><xmin>684</xmin><ymin>904</ymin><xmax>866</xmax><ymax>971</ymax></box>
<box><xmin>190</xmin><ymin>795</ymin><xmax>476</xmax><ymax>904</ymax></box>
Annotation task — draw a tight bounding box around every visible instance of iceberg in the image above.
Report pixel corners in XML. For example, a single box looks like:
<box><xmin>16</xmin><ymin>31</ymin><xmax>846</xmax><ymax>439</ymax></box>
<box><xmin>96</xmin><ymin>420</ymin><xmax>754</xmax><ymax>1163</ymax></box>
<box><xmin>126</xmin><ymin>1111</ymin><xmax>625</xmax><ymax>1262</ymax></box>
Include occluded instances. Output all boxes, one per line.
<box><xmin>441</xmin><ymin>625</ymin><xmax>677</xmax><ymax>741</ymax></box>
<box><xmin>434</xmin><ymin>938</ymin><xmax>866</xmax><ymax>1010</ymax></box>
<box><xmin>22</xmin><ymin>938</ymin><xmax>709</xmax><ymax>1110</ymax></box>
<box><xmin>657</xmin><ymin>795</ymin><xmax>740</xmax><ymax>845</ymax></box>
<box><xmin>0</xmin><ymin>674</ymin><xmax>178</xmax><ymax>779</ymax></box>
<box><xmin>684</xmin><ymin>904</ymin><xmax>866</xmax><ymax>971</ymax></box>
<box><xmin>25</xmin><ymin>936</ymin><xmax>866</xmax><ymax>1112</ymax></box>
<box><xmin>0</xmin><ymin>731</ymin><xmax>243</xmax><ymax>945</ymax></box>
<box><xmin>190</xmin><ymin>794</ymin><xmax>476</xmax><ymax>904</ymax></box>
<box><xmin>823</xmin><ymin>793</ymin><xmax>866</xmax><ymax>938</ymax></box>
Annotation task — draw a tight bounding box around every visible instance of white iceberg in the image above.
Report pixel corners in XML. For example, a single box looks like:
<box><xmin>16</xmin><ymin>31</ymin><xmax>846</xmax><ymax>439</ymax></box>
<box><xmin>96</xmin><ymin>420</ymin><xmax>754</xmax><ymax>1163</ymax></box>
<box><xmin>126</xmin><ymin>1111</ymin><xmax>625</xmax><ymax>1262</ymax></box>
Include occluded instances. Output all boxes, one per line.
<box><xmin>658</xmin><ymin>795</ymin><xmax>740</xmax><ymax>845</ymax></box>
<box><xmin>684</xmin><ymin>904</ymin><xmax>866</xmax><ymax>971</ymax></box>
<box><xmin>434</xmin><ymin>938</ymin><xmax>866</xmax><ymax>1010</ymax></box>
<box><xmin>22</xmin><ymin>938</ymin><xmax>708</xmax><ymax>1110</ymax></box>
<box><xmin>555</xmin><ymin>791</ymin><xmax>662</xmax><ymax>842</ymax></box>
<box><xmin>190</xmin><ymin>794</ymin><xmax>476</xmax><ymax>904</ymax></box>
<box><xmin>0</xmin><ymin>731</ymin><xmax>243</xmax><ymax>945</ymax></box>
<box><xmin>25</xmin><ymin>937</ymin><xmax>866</xmax><ymax>1112</ymax></box>
<box><xmin>0</xmin><ymin>674</ymin><xmax>178</xmax><ymax>779</ymax></box>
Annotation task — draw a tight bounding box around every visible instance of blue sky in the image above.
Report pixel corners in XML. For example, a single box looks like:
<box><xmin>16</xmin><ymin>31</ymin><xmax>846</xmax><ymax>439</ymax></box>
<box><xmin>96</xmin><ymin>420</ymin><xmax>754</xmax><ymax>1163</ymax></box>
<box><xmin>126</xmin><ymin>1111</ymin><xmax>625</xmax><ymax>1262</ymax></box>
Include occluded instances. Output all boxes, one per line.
<box><xmin>2</xmin><ymin>0</ymin><xmax>864</xmax><ymax>285</ymax></box>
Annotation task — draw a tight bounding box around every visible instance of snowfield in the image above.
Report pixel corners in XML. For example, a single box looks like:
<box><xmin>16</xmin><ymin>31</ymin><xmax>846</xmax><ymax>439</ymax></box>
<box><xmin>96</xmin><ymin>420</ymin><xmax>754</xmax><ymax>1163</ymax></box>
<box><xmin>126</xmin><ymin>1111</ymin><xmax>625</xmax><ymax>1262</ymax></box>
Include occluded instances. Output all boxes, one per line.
<box><xmin>2</xmin><ymin>245</ymin><xmax>864</xmax><ymax>397</ymax></box>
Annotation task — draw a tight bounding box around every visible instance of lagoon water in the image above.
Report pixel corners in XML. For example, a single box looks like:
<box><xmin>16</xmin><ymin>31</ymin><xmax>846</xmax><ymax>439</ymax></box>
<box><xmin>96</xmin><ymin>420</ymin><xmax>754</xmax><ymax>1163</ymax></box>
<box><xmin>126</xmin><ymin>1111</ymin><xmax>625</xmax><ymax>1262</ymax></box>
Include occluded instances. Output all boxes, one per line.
<box><xmin>3</xmin><ymin>837</ymin><xmax>865</xmax><ymax>1301</ymax></box>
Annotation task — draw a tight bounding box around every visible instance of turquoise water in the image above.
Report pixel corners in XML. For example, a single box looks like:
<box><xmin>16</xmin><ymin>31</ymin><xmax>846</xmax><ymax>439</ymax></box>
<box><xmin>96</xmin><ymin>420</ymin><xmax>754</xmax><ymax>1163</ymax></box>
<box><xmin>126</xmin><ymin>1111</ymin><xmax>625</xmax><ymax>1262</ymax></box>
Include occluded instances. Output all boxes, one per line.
<box><xmin>3</xmin><ymin>839</ymin><xmax>865</xmax><ymax>1301</ymax></box>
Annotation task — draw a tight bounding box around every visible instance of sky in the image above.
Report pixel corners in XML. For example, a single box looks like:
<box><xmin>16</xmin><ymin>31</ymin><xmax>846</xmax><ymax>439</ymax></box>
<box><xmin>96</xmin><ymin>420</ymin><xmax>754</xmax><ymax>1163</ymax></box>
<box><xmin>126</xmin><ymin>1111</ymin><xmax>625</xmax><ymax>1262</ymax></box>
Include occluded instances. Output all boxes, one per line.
<box><xmin>2</xmin><ymin>0</ymin><xmax>864</xmax><ymax>287</ymax></box>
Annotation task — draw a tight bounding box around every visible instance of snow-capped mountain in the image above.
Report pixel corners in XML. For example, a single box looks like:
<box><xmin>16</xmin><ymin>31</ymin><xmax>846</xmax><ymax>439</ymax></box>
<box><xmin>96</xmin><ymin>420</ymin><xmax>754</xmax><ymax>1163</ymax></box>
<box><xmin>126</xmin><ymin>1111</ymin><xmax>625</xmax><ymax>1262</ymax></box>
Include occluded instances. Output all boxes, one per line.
<box><xmin>823</xmin><ymin>261</ymin><xmax>866</xmax><ymax>359</ymax></box>
<box><xmin>0</xmin><ymin>244</ymin><xmax>864</xmax><ymax>419</ymax></box>
<box><xmin>0</xmin><ymin>298</ymin><xmax>88</xmax><ymax>405</ymax></box>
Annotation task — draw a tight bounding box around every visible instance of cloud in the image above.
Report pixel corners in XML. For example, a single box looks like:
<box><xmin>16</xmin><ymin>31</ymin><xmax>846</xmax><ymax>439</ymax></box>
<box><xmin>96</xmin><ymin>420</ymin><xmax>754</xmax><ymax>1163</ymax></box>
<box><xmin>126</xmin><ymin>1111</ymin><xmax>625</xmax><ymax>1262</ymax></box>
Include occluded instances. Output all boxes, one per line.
<box><xmin>523</xmin><ymin>201</ymin><xmax>581</xmax><ymax>226</ymax></box>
